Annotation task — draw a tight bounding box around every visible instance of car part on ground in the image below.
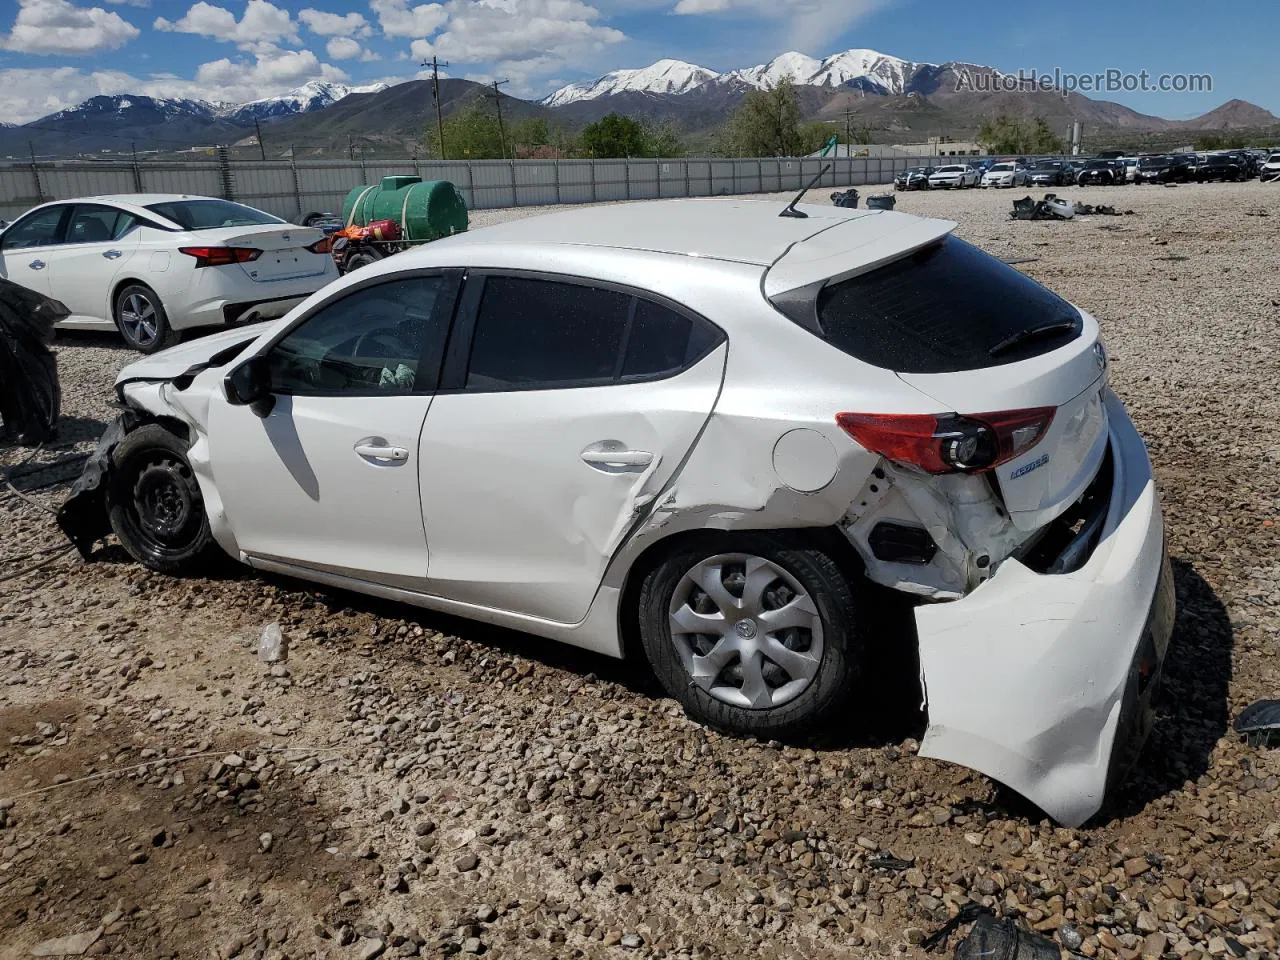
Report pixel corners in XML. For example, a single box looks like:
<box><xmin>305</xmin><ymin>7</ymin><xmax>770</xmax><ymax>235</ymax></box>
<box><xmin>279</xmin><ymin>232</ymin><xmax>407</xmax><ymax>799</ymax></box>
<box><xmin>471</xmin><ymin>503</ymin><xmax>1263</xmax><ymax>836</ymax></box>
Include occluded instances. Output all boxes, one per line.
<box><xmin>57</xmin><ymin>198</ymin><xmax>1171</xmax><ymax>827</ymax></box>
<box><xmin>864</xmin><ymin>194</ymin><xmax>896</xmax><ymax>210</ymax></box>
<box><xmin>1010</xmin><ymin>195</ymin><xmax>1074</xmax><ymax>221</ymax></box>
<box><xmin>829</xmin><ymin>188</ymin><xmax>859</xmax><ymax>208</ymax></box>
<box><xmin>921</xmin><ymin>903</ymin><xmax>1061</xmax><ymax>958</ymax></box>
<box><xmin>1235</xmin><ymin>699</ymin><xmax>1280</xmax><ymax>747</ymax></box>
<box><xmin>331</xmin><ymin>218</ymin><xmax>405</xmax><ymax>274</ymax></box>
<box><xmin>0</xmin><ymin>278</ymin><xmax>65</xmax><ymax>446</ymax></box>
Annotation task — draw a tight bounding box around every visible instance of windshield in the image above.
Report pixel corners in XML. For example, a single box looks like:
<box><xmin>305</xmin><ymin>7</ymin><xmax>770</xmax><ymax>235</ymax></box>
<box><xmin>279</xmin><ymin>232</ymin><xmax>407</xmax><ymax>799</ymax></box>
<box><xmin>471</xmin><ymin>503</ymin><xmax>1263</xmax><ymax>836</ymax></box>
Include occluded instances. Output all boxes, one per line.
<box><xmin>1270</xmin><ymin>155</ymin><xmax>1280</xmax><ymax>163</ymax></box>
<box><xmin>934</xmin><ymin>166</ymin><xmax>964</xmax><ymax>173</ymax></box>
<box><xmin>903</xmin><ymin>167</ymin><xmax>925</xmax><ymax>175</ymax></box>
<box><xmin>145</xmin><ymin>199</ymin><xmax>282</xmax><ymax>231</ymax></box>
<box><xmin>1139</xmin><ymin>156</ymin><xmax>1168</xmax><ymax>168</ymax></box>
<box><xmin>989</xmin><ymin>163</ymin><xmax>1013</xmax><ymax>172</ymax></box>
<box><xmin>1031</xmin><ymin>160</ymin><xmax>1058</xmax><ymax>169</ymax></box>
<box><xmin>1085</xmin><ymin>161</ymin><xmax>1108</xmax><ymax>169</ymax></box>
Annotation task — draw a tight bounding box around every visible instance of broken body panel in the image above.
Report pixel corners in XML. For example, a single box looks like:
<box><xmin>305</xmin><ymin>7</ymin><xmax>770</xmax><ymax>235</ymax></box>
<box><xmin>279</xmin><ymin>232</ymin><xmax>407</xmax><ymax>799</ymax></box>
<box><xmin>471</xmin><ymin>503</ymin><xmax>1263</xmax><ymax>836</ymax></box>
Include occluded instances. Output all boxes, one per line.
<box><xmin>60</xmin><ymin>200</ymin><xmax>1171</xmax><ymax>827</ymax></box>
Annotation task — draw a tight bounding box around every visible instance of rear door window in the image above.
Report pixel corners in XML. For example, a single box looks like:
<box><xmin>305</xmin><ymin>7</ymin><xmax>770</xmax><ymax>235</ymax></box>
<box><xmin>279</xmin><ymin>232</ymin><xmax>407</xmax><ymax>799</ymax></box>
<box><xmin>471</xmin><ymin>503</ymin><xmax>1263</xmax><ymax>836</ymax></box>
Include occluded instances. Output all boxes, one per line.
<box><xmin>464</xmin><ymin>276</ymin><xmax>723</xmax><ymax>391</ymax></box>
<box><xmin>810</xmin><ymin>237</ymin><xmax>1081</xmax><ymax>373</ymax></box>
<box><xmin>67</xmin><ymin>204</ymin><xmax>137</xmax><ymax>244</ymax></box>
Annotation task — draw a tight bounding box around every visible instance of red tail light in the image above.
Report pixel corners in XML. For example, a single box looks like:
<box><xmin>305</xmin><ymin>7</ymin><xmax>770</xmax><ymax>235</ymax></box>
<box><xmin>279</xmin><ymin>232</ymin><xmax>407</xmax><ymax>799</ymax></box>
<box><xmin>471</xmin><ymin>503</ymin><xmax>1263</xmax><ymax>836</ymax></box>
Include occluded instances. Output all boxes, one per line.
<box><xmin>178</xmin><ymin>246</ymin><xmax>262</xmax><ymax>268</ymax></box>
<box><xmin>307</xmin><ymin>236</ymin><xmax>333</xmax><ymax>254</ymax></box>
<box><xmin>836</xmin><ymin>408</ymin><xmax>1055</xmax><ymax>474</ymax></box>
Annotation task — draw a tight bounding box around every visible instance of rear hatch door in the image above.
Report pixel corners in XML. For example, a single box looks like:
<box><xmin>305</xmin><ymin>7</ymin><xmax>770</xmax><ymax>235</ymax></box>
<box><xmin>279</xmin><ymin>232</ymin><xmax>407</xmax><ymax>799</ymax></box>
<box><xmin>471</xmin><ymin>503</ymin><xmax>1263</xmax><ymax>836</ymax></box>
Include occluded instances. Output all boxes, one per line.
<box><xmin>780</xmin><ymin>232</ymin><xmax>1108</xmax><ymax>532</ymax></box>
<box><xmin>191</xmin><ymin>224</ymin><xmax>329</xmax><ymax>283</ymax></box>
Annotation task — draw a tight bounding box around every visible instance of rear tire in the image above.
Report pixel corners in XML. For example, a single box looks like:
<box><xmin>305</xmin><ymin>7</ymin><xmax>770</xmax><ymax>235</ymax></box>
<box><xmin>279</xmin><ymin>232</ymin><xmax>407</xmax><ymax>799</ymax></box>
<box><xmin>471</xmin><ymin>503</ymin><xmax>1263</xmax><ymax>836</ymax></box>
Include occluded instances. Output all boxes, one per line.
<box><xmin>107</xmin><ymin>423</ymin><xmax>219</xmax><ymax>576</ymax></box>
<box><xmin>344</xmin><ymin>251</ymin><xmax>381</xmax><ymax>272</ymax></box>
<box><xmin>637</xmin><ymin>534</ymin><xmax>864</xmax><ymax>739</ymax></box>
<box><xmin>114</xmin><ymin>284</ymin><xmax>178</xmax><ymax>354</ymax></box>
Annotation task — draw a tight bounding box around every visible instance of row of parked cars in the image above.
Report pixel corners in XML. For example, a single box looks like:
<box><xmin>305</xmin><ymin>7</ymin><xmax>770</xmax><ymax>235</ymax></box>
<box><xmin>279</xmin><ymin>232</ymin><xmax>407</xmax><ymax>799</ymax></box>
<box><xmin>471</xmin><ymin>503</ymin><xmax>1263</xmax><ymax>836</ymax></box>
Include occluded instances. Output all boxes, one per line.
<box><xmin>895</xmin><ymin>149</ymin><xmax>1280</xmax><ymax>191</ymax></box>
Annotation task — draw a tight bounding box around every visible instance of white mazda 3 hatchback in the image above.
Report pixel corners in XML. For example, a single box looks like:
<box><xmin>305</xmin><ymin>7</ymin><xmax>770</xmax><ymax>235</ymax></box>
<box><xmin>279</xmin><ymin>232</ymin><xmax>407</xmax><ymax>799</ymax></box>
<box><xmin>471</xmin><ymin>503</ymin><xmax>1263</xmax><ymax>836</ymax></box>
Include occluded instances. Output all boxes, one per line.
<box><xmin>61</xmin><ymin>198</ymin><xmax>1174</xmax><ymax>826</ymax></box>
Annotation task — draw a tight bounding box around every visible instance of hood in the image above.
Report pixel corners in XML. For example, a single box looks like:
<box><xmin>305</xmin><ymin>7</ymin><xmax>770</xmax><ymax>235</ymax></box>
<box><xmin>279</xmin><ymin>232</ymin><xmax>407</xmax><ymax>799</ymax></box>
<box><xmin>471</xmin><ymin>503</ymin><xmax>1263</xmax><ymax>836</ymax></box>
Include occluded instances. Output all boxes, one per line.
<box><xmin>114</xmin><ymin>323</ymin><xmax>269</xmax><ymax>388</ymax></box>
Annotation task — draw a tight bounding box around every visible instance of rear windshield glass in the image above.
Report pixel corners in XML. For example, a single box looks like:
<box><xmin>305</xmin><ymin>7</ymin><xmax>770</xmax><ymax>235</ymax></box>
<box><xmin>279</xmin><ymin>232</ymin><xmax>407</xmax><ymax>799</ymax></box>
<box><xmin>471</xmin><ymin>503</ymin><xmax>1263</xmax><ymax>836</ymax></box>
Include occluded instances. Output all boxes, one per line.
<box><xmin>810</xmin><ymin>237</ymin><xmax>1082</xmax><ymax>374</ymax></box>
<box><xmin>145</xmin><ymin>199</ymin><xmax>282</xmax><ymax>230</ymax></box>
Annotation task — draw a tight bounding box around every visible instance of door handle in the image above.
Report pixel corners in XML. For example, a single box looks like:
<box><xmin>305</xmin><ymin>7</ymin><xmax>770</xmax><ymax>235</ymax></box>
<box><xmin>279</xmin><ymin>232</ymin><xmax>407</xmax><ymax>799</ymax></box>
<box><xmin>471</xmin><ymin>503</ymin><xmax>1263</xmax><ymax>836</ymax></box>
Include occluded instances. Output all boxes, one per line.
<box><xmin>354</xmin><ymin>438</ymin><xmax>409</xmax><ymax>463</ymax></box>
<box><xmin>28</xmin><ymin>259</ymin><xmax>45</xmax><ymax>270</ymax></box>
<box><xmin>581</xmin><ymin>442</ymin><xmax>654</xmax><ymax>471</ymax></box>
<box><xmin>103</xmin><ymin>249</ymin><xmax>123</xmax><ymax>260</ymax></box>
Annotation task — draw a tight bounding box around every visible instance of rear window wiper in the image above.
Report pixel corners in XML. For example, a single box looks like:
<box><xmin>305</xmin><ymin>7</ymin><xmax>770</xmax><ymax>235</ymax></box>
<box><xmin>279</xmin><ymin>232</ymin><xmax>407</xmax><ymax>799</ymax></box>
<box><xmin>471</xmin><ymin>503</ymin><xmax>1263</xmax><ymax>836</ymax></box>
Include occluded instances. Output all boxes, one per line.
<box><xmin>988</xmin><ymin>320</ymin><xmax>1078</xmax><ymax>358</ymax></box>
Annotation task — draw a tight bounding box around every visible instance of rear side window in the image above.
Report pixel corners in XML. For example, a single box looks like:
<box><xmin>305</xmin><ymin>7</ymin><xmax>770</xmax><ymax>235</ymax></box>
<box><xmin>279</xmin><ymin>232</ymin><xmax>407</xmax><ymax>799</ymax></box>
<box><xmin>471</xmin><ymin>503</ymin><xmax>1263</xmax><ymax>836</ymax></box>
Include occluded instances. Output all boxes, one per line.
<box><xmin>811</xmin><ymin>237</ymin><xmax>1081</xmax><ymax>373</ymax></box>
<box><xmin>465</xmin><ymin>276</ymin><xmax>722</xmax><ymax>391</ymax></box>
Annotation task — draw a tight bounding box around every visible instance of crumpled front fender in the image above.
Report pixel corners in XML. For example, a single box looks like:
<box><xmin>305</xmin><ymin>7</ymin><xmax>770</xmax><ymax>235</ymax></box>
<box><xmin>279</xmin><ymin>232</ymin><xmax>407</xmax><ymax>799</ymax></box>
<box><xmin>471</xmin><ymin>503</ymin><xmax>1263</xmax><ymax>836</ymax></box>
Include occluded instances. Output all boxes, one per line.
<box><xmin>915</xmin><ymin>391</ymin><xmax>1171</xmax><ymax>826</ymax></box>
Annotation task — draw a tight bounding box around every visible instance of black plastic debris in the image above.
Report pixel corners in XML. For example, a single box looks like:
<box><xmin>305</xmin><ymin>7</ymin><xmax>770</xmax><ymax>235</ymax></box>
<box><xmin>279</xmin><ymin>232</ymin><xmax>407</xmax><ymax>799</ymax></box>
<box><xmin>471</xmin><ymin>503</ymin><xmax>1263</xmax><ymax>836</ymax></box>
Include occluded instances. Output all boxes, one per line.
<box><xmin>867</xmin><ymin>851</ymin><xmax>913</xmax><ymax>872</ymax></box>
<box><xmin>0</xmin><ymin>279</ymin><xmax>66</xmax><ymax>446</ymax></box>
<box><xmin>1010</xmin><ymin>196</ymin><xmax>1072</xmax><ymax>221</ymax></box>
<box><xmin>56</xmin><ymin>411</ymin><xmax>138</xmax><ymax>560</ymax></box>
<box><xmin>922</xmin><ymin>904</ymin><xmax>1060</xmax><ymax>958</ymax></box>
<box><xmin>830</xmin><ymin>188</ymin><xmax>859</xmax><ymax>208</ymax></box>
<box><xmin>1235</xmin><ymin>699</ymin><xmax>1280</xmax><ymax>747</ymax></box>
<box><xmin>865</xmin><ymin>194</ymin><xmax>896</xmax><ymax>210</ymax></box>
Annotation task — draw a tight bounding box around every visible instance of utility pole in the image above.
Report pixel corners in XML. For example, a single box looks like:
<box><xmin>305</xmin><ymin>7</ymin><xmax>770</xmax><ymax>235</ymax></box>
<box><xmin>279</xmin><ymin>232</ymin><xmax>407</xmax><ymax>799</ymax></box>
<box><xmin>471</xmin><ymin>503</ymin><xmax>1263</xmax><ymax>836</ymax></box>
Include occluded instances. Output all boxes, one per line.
<box><xmin>422</xmin><ymin>56</ymin><xmax>449</xmax><ymax>160</ymax></box>
<box><xmin>348</xmin><ymin>135</ymin><xmax>355</xmax><ymax>161</ymax></box>
<box><xmin>488</xmin><ymin>79</ymin><xmax>510</xmax><ymax>160</ymax></box>
<box><xmin>254</xmin><ymin>119</ymin><xmax>266</xmax><ymax>160</ymax></box>
<box><xmin>845</xmin><ymin>107</ymin><xmax>851</xmax><ymax>152</ymax></box>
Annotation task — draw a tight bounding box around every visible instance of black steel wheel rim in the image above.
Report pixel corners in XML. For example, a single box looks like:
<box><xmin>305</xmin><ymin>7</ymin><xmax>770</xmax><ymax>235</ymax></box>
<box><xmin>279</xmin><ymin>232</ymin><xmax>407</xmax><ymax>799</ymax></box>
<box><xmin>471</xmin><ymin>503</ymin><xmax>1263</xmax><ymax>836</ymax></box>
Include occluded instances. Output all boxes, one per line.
<box><xmin>127</xmin><ymin>453</ymin><xmax>201</xmax><ymax>558</ymax></box>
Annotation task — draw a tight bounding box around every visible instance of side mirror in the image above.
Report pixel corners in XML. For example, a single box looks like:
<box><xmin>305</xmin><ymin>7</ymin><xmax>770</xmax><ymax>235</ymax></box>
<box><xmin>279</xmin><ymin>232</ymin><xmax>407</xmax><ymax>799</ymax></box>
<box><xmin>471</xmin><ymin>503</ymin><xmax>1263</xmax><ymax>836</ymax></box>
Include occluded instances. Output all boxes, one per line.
<box><xmin>223</xmin><ymin>355</ymin><xmax>275</xmax><ymax>418</ymax></box>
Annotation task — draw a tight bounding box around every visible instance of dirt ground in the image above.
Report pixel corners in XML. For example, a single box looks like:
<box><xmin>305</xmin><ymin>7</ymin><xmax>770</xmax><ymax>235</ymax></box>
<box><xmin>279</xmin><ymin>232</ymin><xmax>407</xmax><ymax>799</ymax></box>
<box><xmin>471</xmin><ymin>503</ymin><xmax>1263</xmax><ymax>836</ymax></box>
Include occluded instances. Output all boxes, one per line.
<box><xmin>2</xmin><ymin>180</ymin><xmax>1279</xmax><ymax>960</ymax></box>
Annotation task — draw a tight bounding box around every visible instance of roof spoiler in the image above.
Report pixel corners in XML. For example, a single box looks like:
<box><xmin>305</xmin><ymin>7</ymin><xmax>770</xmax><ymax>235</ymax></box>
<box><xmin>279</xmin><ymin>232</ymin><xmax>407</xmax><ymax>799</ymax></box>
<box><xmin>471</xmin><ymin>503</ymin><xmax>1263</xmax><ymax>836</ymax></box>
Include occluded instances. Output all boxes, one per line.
<box><xmin>763</xmin><ymin>213</ymin><xmax>957</xmax><ymax>302</ymax></box>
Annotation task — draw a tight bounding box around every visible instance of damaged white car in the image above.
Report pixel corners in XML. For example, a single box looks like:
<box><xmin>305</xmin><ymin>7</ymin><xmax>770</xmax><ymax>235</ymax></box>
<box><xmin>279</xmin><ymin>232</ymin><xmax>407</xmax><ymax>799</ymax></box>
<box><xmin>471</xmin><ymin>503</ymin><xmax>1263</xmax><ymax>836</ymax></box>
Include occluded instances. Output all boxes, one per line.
<box><xmin>59</xmin><ymin>198</ymin><xmax>1174</xmax><ymax>827</ymax></box>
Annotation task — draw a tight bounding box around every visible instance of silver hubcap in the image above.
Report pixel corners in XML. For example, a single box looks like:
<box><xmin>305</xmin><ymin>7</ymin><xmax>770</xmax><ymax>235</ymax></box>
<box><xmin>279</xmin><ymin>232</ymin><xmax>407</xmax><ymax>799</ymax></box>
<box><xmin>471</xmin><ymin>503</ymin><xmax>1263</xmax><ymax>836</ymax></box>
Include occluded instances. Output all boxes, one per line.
<box><xmin>120</xmin><ymin>293</ymin><xmax>158</xmax><ymax>346</ymax></box>
<box><xmin>668</xmin><ymin>553</ymin><xmax>824</xmax><ymax>710</ymax></box>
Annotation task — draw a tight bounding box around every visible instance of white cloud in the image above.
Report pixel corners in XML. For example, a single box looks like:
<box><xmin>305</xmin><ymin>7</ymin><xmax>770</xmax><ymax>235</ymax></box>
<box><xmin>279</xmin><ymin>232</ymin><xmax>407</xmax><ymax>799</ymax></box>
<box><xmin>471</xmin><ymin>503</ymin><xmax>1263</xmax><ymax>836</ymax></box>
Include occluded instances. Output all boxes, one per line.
<box><xmin>370</xmin><ymin>0</ymin><xmax>447</xmax><ymax>37</ymax></box>
<box><xmin>0</xmin><ymin>49</ymin><xmax>353</xmax><ymax>123</ymax></box>
<box><xmin>154</xmin><ymin>0</ymin><xmax>298</xmax><ymax>47</ymax></box>
<box><xmin>409</xmin><ymin>0</ymin><xmax>624</xmax><ymax>91</ymax></box>
<box><xmin>194</xmin><ymin>47</ymin><xmax>348</xmax><ymax>91</ymax></box>
<box><xmin>299</xmin><ymin>8</ymin><xmax>372</xmax><ymax>38</ymax></box>
<box><xmin>671</xmin><ymin>0</ymin><xmax>891</xmax><ymax>52</ymax></box>
<box><xmin>1</xmin><ymin>0</ymin><xmax>140</xmax><ymax>54</ymax></box>
<box><xmin>325</xmin><ymin>36</ymin><xmax>361</xmax><ymax>59</ymax></box>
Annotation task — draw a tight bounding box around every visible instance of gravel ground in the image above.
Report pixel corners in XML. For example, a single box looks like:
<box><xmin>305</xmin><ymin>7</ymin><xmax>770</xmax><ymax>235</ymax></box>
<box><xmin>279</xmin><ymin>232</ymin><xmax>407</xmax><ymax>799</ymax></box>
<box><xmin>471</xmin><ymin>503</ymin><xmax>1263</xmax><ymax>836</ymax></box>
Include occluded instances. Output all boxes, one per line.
<box><xmin>2</xmin><ymin>180</ymin><xmax>1279</xmax><ymax>960</ymax></box>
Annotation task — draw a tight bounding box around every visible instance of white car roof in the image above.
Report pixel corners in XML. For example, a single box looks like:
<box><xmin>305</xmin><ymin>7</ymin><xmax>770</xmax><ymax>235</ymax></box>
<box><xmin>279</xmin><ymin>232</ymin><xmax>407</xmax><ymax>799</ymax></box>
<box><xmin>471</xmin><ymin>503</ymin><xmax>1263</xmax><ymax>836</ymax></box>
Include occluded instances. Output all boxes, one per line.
<box><xmin>428</xmin><ymin>198</ymin><xmax>916</xmax><ymax>267</ymax></box>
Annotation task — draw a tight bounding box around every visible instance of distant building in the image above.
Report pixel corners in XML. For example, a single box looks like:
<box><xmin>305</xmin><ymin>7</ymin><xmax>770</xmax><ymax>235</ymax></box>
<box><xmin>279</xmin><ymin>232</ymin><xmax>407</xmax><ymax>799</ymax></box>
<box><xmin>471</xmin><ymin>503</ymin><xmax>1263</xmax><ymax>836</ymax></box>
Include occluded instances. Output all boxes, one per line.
<box><xmin>806</xmin><ymin>137</ymin><xmax>987</xmax><ymax>160</ymax></box>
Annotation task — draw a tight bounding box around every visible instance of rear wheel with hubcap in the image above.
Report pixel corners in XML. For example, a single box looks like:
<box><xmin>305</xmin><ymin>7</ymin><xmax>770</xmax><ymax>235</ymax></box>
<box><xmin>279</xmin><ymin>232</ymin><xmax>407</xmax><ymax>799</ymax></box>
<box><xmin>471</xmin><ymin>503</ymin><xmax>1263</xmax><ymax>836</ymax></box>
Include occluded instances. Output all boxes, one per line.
<box><xmin>114</xmin><ymin>284</ymin><xmax>177</xmax><ymax>354</ymax></box>
<box><xmin>638</xmin><ymin>537</ymin><xmax>863</xmax><ymax>738</ymax></box>
<box><xmin>107</xmin><ymin>423</ymin><xmax>218</xmax><ymax>575</ymax></box>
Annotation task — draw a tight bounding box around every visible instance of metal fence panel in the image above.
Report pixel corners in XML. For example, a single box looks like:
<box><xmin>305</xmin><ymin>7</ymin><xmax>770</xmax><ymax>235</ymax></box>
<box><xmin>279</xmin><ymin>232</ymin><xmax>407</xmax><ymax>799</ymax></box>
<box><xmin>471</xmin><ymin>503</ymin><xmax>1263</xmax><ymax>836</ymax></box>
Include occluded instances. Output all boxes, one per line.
<box><xmin>0</xmin><ymin>153</ymin><xmax>942</xmax><ymax>225</ymax></box>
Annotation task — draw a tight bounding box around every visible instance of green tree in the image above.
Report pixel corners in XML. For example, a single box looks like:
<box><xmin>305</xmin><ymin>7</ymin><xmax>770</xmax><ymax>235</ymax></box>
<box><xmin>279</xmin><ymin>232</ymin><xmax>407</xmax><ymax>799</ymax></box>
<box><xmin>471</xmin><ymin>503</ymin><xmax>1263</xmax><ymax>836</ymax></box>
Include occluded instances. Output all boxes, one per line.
<box><xmin>581</xmin><ymin>113</ymin><xmax>648</xmax><ymax>158</ymax></box>
<box><xmin>427</xmin><ymin>101</ymin><xmax>505</xmax><ymax>159</ymax></box>
<box><xmin>644</xmin><ymin>120</ymin><xmax>684</xmax><ymax>157</ymax></box>
<box><xmin>730</xmin><ymin>78</ymin><xmax>807</xmax><ymax>156</ymax></box>
<box><xmin>977</xmin><ymin>113</ymin><xmax>1064</xmax><ymax>154</ymax></box>
<box><xmin>511</xmin><ymin>117</ymin><xmax>549</xmax><ymax>153</ymax></box>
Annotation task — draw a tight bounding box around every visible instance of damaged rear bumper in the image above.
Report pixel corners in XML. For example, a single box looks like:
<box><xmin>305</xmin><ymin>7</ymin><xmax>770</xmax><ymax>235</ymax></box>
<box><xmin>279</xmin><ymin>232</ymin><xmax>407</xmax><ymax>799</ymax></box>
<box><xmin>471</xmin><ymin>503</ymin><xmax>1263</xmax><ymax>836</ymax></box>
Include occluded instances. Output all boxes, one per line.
<box><xmin>915</xmin><ymin>390</ymin><xmax>1174</xmax><ymax>827</ymax></box>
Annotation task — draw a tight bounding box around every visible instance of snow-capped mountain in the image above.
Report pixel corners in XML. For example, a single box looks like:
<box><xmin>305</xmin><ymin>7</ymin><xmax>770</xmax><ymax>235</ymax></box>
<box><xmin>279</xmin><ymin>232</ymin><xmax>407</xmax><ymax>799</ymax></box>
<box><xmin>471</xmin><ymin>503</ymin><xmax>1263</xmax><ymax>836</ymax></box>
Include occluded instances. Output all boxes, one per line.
<box><xmin>542</xmin><ymin>59</ymin><xmax>719</xmax><ymax>107</ymax></box>
<box><xmin>222</xmin><ymin>80</ymin><xmax>391</xmax><ymax>123</ymax></box>
<box><xmin>43</xmin><ymin>95</ymin><xmax>223</xmax><ymax>125</ymax></box>
<box><xmin>543</xmin><ymin>47</ymin><xmax>939</xmax><ymax>106</ymax></box>
<box><xmin>30</xmin><ymin>81</ymin><xmax>394</xmax><ymax>130</ymax></box>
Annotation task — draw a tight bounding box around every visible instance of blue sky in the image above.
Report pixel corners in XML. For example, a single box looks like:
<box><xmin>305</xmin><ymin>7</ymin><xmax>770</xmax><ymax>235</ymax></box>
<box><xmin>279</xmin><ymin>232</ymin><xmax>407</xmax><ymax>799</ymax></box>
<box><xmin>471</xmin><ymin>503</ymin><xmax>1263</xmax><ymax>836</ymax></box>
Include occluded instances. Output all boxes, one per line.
<box><xmin>0</xmin><ymin>0</ymin><xmax>1273</xmax><ymax>123</ymax></box>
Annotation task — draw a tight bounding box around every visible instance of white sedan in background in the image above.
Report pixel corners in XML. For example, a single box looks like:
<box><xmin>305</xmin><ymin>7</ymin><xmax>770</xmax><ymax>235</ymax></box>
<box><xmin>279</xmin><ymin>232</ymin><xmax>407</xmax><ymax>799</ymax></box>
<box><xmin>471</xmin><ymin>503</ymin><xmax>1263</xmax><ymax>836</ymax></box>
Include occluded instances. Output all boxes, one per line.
<box><xmin>1262</xmin><ymin>153</ymin><xmax>1280</xmax><ymax>182</ymax></box>
<box><xmin>927</xmin><ymin>165</ymin><xmax>980</xmax><ymax>189</ymax></box>
<box><xmin>981</xmin><ymin>162</ymin><xmax>1027</xmax><ymax>187</ymax></box>
<box><xmin>0</xmin><ymin>195</ymin><xmax>338</xmax><ymax>353</ymax></box>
